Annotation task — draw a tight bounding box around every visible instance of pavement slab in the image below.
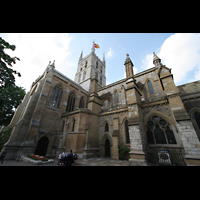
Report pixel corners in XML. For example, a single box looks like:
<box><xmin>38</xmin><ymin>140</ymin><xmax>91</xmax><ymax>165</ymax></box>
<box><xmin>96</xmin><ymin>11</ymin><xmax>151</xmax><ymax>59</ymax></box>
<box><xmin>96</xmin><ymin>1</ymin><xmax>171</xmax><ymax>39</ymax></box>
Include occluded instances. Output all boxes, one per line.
<box><xmin>0</xmin><ymin>157</ymin><xmax>129</xmax><ymax>166</ymax></box>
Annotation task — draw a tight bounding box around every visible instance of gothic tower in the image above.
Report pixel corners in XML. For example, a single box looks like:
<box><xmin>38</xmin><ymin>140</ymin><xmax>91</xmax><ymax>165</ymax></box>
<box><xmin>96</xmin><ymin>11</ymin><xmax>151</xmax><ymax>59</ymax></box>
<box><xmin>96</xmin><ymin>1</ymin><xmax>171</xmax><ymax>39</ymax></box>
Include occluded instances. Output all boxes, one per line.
<box><xmin>74</xmin><ymin>43</ymin><xmax>106</xmax><ymax>92</ymax></box>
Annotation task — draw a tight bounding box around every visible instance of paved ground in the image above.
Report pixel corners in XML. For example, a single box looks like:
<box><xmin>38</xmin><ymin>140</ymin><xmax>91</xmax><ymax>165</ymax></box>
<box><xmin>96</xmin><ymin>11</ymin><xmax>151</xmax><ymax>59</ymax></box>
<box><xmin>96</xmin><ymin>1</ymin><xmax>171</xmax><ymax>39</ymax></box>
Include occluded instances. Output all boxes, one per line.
<box><xmin>0</xmin><ymin>157</ymin><xmax>129</xmax><ymax>166</ymax></box>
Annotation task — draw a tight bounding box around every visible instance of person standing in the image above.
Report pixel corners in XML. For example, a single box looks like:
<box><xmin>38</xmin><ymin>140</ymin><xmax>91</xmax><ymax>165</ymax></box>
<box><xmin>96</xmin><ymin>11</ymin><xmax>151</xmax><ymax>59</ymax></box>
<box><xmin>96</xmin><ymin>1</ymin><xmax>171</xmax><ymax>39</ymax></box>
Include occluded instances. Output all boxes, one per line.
<box><xmin>66</xmin><ymin>150</ymin><xmax>74</xmax><ymax>166</ymax></box>
<box><xmin>62</xmin><ymin>151</ymin><xmax>66</xmax><ymax>165</ymax></box>
<box><xmin>0</xmin><ymin>148</ymin><xmax>7</xmax><ymax>164</ymax></box>
<box><xmin>57</xmin><ymin>152</ymin><xmax>62</xmax><ymax>165</ymax></box>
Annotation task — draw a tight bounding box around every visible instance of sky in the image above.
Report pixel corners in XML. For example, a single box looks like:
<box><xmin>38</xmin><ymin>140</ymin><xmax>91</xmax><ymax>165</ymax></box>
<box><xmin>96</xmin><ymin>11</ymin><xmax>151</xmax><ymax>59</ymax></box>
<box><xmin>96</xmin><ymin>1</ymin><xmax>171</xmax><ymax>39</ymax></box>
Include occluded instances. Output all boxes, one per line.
<box><xmin>1</xmin><ymin>33</ymin><xmax>200</xmax><ymax>93</ymax></box>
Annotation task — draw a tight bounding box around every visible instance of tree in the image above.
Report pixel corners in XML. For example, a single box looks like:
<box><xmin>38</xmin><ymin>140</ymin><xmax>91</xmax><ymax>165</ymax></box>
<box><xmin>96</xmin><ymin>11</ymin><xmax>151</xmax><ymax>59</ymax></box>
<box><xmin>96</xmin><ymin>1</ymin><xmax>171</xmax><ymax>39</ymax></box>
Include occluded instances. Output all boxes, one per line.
<box><xmin>0</xmin><ymin>85</ymin><xmax>25</xmax><ymax>127</ymax></box>
<box><xmin>0</xmin><ymin>37</ymin><xmax>26</xmax><ymax>127</ymax></box>
<box><xmin>0</xmin><ymin>37</ymin><xmax>21</xmax><ymax>87</ymax></box>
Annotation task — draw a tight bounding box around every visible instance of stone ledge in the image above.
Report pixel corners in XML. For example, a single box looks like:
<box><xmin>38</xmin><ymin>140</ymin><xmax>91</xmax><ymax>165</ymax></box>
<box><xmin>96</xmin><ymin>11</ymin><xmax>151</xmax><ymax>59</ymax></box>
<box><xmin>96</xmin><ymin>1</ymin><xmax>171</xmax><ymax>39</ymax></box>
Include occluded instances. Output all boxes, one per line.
<box><xmin>185</xmin><ymin>154</ymin><xmax>200</xmax><ymax>166</ymax></box>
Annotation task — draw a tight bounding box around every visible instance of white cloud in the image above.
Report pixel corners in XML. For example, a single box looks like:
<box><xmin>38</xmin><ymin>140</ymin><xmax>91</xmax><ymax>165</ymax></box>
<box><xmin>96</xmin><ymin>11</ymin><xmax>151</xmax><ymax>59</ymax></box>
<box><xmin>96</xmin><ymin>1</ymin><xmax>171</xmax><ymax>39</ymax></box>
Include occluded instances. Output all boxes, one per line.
<box><xmin>141</xmin><ymin>33</ymin><xmax>200</xmax><ymax>85</ymax></box>
<box><xmin>141</xmin><ymin>53</ymin><xmax>153</xmax><ymax>70</ymax></box>
<box><xmin>133</xmin><ymin>67</ymin><xmax>138</xmax><ymax>75</ymax></box>
<box><xmin>106</xmin><ymin>47</ymin><xmax>113</xmax><ymax>58</ymax></box>
<box><xmin>4</xmin><ymin>33</ymin><xmax>73</xmax><ymax>92</ymax></box>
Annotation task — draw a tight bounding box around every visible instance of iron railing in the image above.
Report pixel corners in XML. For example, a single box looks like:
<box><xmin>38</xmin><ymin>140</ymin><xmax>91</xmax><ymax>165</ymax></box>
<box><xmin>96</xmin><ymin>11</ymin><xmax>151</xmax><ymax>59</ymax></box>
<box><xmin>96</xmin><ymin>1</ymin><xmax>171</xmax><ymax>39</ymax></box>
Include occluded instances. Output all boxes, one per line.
<box><xmin>145</xmin><ymin>148</ymin><xmax>187</xmax><ymax>166</ymax></box>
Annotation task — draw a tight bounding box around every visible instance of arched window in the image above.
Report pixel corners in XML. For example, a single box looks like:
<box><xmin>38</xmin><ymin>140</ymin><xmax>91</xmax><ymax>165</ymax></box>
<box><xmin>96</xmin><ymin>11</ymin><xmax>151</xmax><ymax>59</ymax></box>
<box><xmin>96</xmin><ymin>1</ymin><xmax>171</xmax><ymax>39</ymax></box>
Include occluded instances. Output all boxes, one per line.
<box><xmin>146</xmin><ymin>115</ymin><xmax>176</xmax><ymax>144</ymax></box>
<box><xmin>148</xmin><ymin>80</ymin><xmax>154</xmax><ymax>94</ymax></box>
<box><xmin>115</xmin><ymin>91</ymin><xmax>119</xmax><ymax>103</ymax></box>
<box><xmin>83</xmin><ymin>71</ymin><xmax>86</xmax><ymax>81</ymax></box>
<box><xmin>72</xmin><ymin>118</ymin><xmax>76</xmax><ymax>132</ymax></box>
<box><xmin>100</xmin><ymin>76</ymin><xmax>102</xmax><ymax>85</ymax></box>
<box><xmin>78</xmin><ymin>74</ymin><xmax>81</xmax><ymax>83</ymax></box>
<box><xmin>79</xmin><ymin>96</ymin><xmax>84</xmax><ymax>108</ymax></box>
<box><xmin>125</xmin><ymin>119</ymin><xmax>130</xmax><ymax>143</ymax></box>
<box><xmin>66</xmin><ymin>91</ymin><xmax>75</xmax><ymax>112</ymax></box>
<box><xmin>49</xmin><ymin>84</ymin><xmax>63</xmax><ymax>109</ymax></box>
<box><xmin>96</xmin><ymin>61</ymin><xmax>98</xmax><ymax>69</ymax></box>
<box><xmin>85</xmin><ymin>61</ymin><xmax>87</xmax><ymax>68</ymax></box>
<box><xmin>105</xmin><ymin>122</ymin><xmax>109</xmax><ymax>132</ymax></box>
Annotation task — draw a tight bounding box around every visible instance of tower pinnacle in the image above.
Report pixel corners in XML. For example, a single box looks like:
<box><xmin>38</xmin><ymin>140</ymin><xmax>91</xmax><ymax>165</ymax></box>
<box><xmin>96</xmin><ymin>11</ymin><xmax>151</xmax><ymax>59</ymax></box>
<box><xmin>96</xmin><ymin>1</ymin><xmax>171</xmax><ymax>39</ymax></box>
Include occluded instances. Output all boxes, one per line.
<box><xmin>153</xmin><ymin>52</ymin><xmax>161</xmax><ymax>67</ymax></box>
<box><xmin>91</xmin><ymin>41</ymin><xmax>95</xmax><ymax>53</ymax></box>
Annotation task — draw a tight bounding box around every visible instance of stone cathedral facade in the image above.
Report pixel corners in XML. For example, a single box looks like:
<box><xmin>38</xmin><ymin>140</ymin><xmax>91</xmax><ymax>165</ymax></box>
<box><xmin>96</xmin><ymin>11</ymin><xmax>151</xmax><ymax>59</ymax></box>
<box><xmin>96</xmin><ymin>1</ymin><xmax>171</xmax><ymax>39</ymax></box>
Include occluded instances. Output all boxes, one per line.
<box><xmin>2</xmin><ymin>43</ymin><xmax>200</xmax><ymax>165</ymax></box>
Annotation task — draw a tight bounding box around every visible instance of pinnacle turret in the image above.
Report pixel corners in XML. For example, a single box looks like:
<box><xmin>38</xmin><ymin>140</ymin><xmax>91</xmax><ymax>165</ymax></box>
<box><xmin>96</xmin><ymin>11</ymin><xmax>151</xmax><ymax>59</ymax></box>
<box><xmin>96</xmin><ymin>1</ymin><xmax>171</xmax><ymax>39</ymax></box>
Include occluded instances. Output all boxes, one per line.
<box><xmin>79</xmin><ymin>50</ymin><xmax>83</xmax><ymax>61</ymax></box>
<box><xmin>153</xmin><ymin>52</ymin><xmax>161</xmax><ymax>67</ymax></box>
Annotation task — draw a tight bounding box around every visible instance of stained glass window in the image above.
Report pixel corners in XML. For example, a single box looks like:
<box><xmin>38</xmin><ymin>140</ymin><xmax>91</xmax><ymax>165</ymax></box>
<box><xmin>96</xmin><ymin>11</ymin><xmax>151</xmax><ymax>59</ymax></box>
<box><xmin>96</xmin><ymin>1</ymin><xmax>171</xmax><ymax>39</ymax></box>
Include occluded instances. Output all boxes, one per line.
<box><xmin>148</xmin><ymin>80</ymin><xmax>154</xmax><ymax>94</ymax></box>
<box><xmin>115</xmin><ymin>91</ymin><xmax>119</xmax><ymax>103</ymax></box>
<box><xmin>125</xmin><ymin>120</ymin><xmax>130</xmax><ymax>143</ymax></box>
<box><xmin>146</xmin><ymin>116</ymin><xmax>176</xmax><ymax>145</ymax></box>
<box><xmin>49</xmin><ymin>85</ymin><xmax>63</xmax><ymax>109</ymax></box>
<box><xmin>66</xmin><ymin>91</ymin><xmax>75</xmax><ymax>112</ymax></box>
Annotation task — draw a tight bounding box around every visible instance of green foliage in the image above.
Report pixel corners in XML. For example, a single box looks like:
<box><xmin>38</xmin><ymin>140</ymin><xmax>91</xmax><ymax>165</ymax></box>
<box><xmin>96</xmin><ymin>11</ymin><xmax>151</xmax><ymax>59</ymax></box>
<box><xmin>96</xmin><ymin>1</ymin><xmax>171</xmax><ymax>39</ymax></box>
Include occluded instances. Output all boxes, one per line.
<box><xmin>0</xmin><ymin>85</ymin><xmax>25</xmax><ymax>127</ymax></box>
<box><xmin>0</xmin><ymin>37</ymin><xmax>21</xmax><ymax>87</ymax></box>
<box><xmin>0</xmin><ymin>127</ymin><xmax>13</xmax><ymax>151</ymax></box>
<box><xmin>118</xmin><ymin>145</ymin><xmax>130</xmax><ymax>160</ymax></box>
<box><xmin>0</xmin><ymin>37</ymin><xmax>25</xmax><ymax>127</ymax></box>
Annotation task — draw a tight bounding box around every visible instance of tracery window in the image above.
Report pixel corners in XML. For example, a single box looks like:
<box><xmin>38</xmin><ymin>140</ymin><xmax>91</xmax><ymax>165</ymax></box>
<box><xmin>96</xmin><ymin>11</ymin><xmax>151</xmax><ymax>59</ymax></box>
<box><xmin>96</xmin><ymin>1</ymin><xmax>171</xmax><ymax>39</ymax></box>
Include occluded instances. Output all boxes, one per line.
<box><xmin>146</xmin><ymin>115</ymin><xmax>176</xmax><ymax>144</ymax></box>
<box><xmin>148</xmin><ymin>80</ymin><xmax>154</xmax><ymax>94</ymax></box>
<box><xmin>49</xmin><ymin>84</ymin><xmax>63</xmax><ymax>109</ymax></box>
<box><xmin>79</xmin><ymin>96</ymin><xmax>84</xmax><ymax>108</ymax></box>
<box><xmin>66</xmin><ymin>91</ymin><xmax>75</xmax><ymax>112</ymax></box>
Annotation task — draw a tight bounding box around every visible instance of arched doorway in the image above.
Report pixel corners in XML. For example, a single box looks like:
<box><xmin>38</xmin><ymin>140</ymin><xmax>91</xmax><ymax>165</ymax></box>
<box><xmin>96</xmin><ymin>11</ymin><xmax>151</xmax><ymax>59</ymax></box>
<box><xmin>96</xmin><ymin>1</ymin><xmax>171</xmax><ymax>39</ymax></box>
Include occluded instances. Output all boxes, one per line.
<box><xmin>35</xmin><ymin>136</ymin><xmax>49</xmax><ymax>156</ymax></box>
<box><xmin>105</xmin><ymin>139</ymin><xmax>111</xmax><ymax>157</ymax></box>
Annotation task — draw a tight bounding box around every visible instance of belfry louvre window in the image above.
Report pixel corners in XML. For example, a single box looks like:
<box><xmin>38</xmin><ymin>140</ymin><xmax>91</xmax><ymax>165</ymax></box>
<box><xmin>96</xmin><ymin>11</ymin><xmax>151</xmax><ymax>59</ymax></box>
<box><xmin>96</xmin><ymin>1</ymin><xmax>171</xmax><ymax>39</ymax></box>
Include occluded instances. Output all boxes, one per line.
<box><xmin>148</xmin><ymin>80</ymin><xmax>154</xmax><ymax>94</ymax></box>
<box><xmin>78</xmin><ymin>74</ymin><xmax>81</xmax><ymax>83</ymax></box>
<box><xmin>96</xmin><ymin>61</ymin><xmax>98</xmax><ymax>69</ymax></box>
<box><xmin>146</xmin><ymin>115</ymin><xmax>176</xmax><ymax>145</ymax></box>
<box><xmin>49</xmin><ymin>85</ymin><xmax>63</xmax><ymax>109</ymax></box>
<box><xmin>100</xmin><ymin>76</ymin><xmax>102</xmax><ymax>85</ymax></box>
<box><xmin>83</xmin><ymin>71</ymin><xmax>86</xmax><ymax>81</ymax></box>
<box><xmin>66</xmin><ymin>91</ymin><xmax>75</xmax><ymax>112</ymax></box>
<box><xmin>85</xmin><ymin>61</ymin><xmax>87</xmax><ymax>68</ymax></box>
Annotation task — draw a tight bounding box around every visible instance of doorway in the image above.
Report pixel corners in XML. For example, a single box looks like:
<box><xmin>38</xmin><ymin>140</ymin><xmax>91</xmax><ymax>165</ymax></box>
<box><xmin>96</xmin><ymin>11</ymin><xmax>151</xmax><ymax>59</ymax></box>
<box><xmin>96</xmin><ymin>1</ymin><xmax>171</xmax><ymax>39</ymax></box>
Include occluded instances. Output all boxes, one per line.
<box><xmin>105</xmin><ymin>139</ymin><xmax>111</xmax><ymax>157</ymax></box>
<box><xmin>35</xmin><ymin>136</ymin><xmax>49</xmax><ymax>156</ymax></box>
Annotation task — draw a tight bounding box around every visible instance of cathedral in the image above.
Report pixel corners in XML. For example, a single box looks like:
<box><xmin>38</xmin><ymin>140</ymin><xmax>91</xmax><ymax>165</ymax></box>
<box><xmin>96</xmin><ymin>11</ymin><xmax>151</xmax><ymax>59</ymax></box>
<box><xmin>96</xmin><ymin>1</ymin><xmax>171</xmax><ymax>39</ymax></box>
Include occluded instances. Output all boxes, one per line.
<box><xmin>3</xmin><ymin>42</ymin><xmax>200</xmax><ymax>165</ymax></box>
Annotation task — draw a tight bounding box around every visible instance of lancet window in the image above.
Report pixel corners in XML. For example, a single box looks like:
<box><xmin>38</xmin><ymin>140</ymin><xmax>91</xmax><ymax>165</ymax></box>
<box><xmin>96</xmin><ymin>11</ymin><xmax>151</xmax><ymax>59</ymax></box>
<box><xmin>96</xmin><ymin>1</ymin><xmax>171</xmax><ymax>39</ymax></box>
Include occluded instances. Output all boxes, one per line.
<box><xmin>49</xmin><ymin>84</ymin><xmax>63</xmax><ymax>109</ymax></box>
